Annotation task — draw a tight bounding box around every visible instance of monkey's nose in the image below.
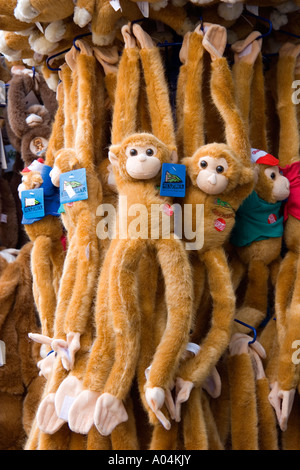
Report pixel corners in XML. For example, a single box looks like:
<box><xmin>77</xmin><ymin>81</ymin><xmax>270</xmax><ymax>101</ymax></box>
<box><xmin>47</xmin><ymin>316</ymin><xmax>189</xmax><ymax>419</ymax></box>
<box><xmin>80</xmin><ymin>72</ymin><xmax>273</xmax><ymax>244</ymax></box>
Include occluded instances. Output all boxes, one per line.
<box><xmin>137</xmin><ymin>154</ymin><xmax>147</xmax><ymax>162</ymax></box>
<box><xmin>207</xmin><ymin>173</ymin><xmax>217</xmax><ymax>184</ymax></box>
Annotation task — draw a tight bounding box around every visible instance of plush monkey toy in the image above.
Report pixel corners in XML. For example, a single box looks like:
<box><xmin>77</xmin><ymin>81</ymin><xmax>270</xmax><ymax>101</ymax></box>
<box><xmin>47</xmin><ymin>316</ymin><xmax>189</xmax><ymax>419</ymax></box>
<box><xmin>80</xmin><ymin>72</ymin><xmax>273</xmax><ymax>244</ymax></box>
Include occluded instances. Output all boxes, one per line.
<box><xmin>67</xmin><ymin>23</ymin><xmax>194</xmax><ymax>441</ymax></box>
<box><xmin>170</xmin><ymin>23</ymin><xmax>255</xmax><ymax>423</ymax></box>
<box><xmin>269</xmin><ymin>43</ymin><xmax>300</xmax><ymax>434</ymax></box>
<box><xmin>7</xmin><ymin>66</ymin><xmax>57</xmax><ymax>168</ymax></box>
<box><xmin>229</xmin><ymin>32</ymin><xmax>290</xmax><ymax>332</ymax></box>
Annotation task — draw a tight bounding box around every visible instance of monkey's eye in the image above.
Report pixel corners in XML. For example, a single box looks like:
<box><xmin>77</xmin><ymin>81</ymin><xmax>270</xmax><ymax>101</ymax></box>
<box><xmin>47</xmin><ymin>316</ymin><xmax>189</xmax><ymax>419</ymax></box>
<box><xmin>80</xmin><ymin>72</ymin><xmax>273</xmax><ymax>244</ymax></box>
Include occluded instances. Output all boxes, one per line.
<box><xmin>200</xmin><ymin>160</ymin><xmax>208</xmax><ymax>169</ymax></box>
<box><xmin>130</xmin><ymin>148</ymin><xmax>138</xmax><ymax>156</ymax></box>
<box><xmin>270</xmin><ymin>172</ymin><xmax>276</xmax><ymax>180</ymax></box>
<box><xmin>146</xmin><ymin>148</ymin><xmax>154</xmax><ymax>156</ymax></box>
<box><xmin>216</xmin><ymin>166</ymin><xmax>224</xmax><ymax>174</ymax></box>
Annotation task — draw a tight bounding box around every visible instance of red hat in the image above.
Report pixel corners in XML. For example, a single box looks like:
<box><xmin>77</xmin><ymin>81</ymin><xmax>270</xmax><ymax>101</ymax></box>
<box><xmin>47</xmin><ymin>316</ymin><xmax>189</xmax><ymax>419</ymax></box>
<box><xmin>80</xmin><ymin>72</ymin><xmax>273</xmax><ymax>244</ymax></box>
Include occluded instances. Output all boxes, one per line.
<box><xmin>251</xmin><ymin>148</ymin><xmax>279</xmax><ymax>166</ymax></box>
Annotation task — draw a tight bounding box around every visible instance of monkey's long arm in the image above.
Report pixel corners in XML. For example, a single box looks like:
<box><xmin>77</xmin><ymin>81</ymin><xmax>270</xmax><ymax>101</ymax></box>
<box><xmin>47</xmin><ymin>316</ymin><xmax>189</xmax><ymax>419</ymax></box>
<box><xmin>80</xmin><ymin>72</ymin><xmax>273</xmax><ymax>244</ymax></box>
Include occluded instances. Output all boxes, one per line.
<box><xmin>177</xmin><ymin>247</ymin><xmax>235</xmax><ymax>388</ymax></box>
<box><xmin>211</xmin><ymin>57</ymin><xmax>251</xmax><ymax>171</ymax></box>
<box><xmin>277</xmin><ymin>46</ymin><xmax>300</xmax><ymax>167</ymax></box>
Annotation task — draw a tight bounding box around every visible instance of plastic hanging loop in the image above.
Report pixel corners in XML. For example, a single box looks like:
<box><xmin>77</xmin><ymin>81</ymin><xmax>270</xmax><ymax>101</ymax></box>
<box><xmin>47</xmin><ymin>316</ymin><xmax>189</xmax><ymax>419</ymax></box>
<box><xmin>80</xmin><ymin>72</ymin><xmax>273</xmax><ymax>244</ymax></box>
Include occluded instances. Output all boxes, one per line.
<box><xmin>243</xmin><ymin>9</ymin><xmax>273</xmax><ymax>41</ymax></box>
<box><xmin>46</xmin><ymin>48</ymin><xmax>71</xmax><ymax>71</ymax></box>
<box><xmin>73</xmin><ymin>32</ymin><xmax>92</xmax><ymax>51</ymax></box>
<box><xmin>234</xmin><ymin>319</ymin><xmax>257</xmax><ymax>344</ymax></box>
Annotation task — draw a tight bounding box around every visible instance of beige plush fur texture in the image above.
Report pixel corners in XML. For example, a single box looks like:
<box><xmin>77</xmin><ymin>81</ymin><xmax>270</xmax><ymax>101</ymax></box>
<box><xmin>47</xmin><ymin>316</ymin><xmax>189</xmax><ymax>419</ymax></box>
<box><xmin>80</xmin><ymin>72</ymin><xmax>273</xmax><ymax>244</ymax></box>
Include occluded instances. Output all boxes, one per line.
<box><xmin>0</xmin><ymin>242</ymin><xmax>44</xmax><ymax>449</ymax></box>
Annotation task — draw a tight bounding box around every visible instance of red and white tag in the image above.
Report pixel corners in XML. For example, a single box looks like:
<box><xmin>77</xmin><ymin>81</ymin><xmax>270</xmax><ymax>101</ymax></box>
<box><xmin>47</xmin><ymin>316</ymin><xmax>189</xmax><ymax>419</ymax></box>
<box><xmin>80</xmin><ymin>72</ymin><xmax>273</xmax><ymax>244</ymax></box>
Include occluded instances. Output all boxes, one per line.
<box><xmin>214</xmin><ymin>218</ymin><xmax>226</xmax><ymax>232</ymax></box>
<box><xmin>268</xmin><ymin>214</ymin><xmax>277</xmax><ymax>224</ymax></box>
<box><xmin>163</xmin><ymin>203</ymin><xmax>174</xmax><ymax>217</ymax></box>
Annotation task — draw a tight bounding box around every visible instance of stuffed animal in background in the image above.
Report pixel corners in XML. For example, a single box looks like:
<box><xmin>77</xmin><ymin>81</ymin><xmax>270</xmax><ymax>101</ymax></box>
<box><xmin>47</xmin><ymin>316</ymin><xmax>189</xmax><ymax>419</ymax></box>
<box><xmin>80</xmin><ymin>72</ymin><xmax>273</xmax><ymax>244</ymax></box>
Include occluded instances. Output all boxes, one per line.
<box><xmin>6</xmin><ymin>66</ymin><xmax>57</xmax><ymax>168</ymax></box>
<box><xmin>0</xmin><ymin>242</ymin><xmax>44</xmax><ymax>450</ymax></box>
<box><xmin>229</xmin><ymin>32</ymin><xmax>290</xmax><ymax>332</ymax></box>
<box><xmin>269</xmin><ymin>42</ymin><xmax>300</xmax><ymax>434</ymax></box>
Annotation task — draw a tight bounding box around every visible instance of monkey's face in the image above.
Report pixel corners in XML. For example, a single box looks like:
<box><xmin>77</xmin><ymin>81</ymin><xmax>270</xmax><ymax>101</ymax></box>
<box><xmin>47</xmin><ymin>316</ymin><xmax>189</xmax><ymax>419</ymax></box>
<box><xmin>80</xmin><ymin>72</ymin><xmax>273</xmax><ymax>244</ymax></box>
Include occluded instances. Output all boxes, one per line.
<box><xmin>256</xmin><ymin>165</ymin><xmax>290</xmax><ymax>203</ymax></box>
<box><xmin>185</xmin><ymin>143</ymin><xmax>246</xmax><ymax>195</ymax></box>
<box><xmin>196</xmin><ymin>155</ymin><xmax>229</xmax><ymax>195</ymax></box>
<box><xmin>109</xmin><ymin>133</ymin><xmax>177</xmax><ymax>182</ymax></box>
<box><xmin>125</xmin><ymin>143</ymin><xmax>161</xmax><ymax>180</ymax></box>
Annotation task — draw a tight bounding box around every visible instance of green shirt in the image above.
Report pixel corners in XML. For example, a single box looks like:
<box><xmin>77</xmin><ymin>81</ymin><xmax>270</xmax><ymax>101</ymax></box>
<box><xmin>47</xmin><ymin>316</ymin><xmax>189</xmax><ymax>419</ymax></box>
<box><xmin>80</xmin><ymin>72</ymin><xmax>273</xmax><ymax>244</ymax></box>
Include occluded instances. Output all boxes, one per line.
<box><xmin>230</xmin><ymin>191</ymin><xmax>284</xmax><ymax>247</ymax></box>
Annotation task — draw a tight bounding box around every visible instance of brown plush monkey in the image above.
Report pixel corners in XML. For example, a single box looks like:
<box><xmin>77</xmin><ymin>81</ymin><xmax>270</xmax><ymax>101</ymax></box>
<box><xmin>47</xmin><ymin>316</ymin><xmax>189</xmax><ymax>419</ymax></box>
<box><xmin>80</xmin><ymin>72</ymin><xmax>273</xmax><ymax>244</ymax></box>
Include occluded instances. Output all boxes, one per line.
<box><xmin>169</xmin><ymin>24</ymin><xmax>254</xmax><ymax>425</ymax></box>
<box><xmin>73</xmin><ymin>0</ymin><xmax>193</xmax><ymax>46</ymax></box>
<box><xmin>229</xmin><ymin>32</ymin><xmax>290</xmax><ymax>332</ymax></box>
<box><xmin>0</xmin><ymin>242</ymin><xmax>44</xmax><ymax>450</ymax></box>
<box><xmin>269</xmin><ymin>42</ymin><xmax>300</xmax><ymax>434</ymax></box>
<box><xmin>7</xmin><ymin>67</ymin><xmax>57</xmax><ymax>168</ymax></box>
<box><xmin>67</xmin><ymin>23</ymin><xmax>194</xmax><ymax>441</ymax></box>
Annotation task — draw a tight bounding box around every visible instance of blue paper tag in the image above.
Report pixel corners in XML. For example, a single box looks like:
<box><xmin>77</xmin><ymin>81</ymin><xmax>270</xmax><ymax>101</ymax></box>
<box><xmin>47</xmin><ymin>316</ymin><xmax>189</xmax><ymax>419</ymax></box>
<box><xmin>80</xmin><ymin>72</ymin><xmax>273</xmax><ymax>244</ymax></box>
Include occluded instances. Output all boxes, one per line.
<box><xmin>21</xmin><ymin>188</ymin><xmax>45</xmax><ymax>219</ymax></box>
<box><xmin>59</xmin><ymin>168</ymin><xmax>88</xmax><ymax>204</ymax></box>
<box><xmin>160</xmin><ymin>163</ymin><xmax>186</xmax><ymax>198</ymax></box>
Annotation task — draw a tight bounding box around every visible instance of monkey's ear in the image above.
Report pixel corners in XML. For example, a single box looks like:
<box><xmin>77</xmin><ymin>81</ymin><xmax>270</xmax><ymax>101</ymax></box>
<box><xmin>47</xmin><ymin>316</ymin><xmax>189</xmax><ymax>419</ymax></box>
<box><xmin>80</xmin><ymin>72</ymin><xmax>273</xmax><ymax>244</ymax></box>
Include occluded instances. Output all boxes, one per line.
<box><xmin>253</xmin><ymin>165</ymin><xmax>259</xmax><ymax>185</ymax></box>
<box><xmin>108</xmin><ymin>149</ymin><xmax>119</xmax><ymax>167</ymax></box>
<box><xmin>170</xmin><ymin>150</ymin><xmax>178</xmax><ymax>164</ymax></box>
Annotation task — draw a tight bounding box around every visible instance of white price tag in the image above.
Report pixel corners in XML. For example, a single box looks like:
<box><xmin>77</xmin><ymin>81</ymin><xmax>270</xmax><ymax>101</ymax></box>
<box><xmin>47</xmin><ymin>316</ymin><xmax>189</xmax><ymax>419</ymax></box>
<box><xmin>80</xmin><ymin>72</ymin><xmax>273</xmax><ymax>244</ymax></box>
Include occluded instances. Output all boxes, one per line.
<box><xmin>137</xmin><ymin>1</ymin><xmax>149</xmax><ymax>17</ymax></box>
<box><xmin>109</xmin><ymin>0</ymin><xmax>122</xmax><ymax>11</ymax></box>
<box><xmin>59</xmin><ymin>395</ymin><xmax>76</xmax><ymax>421</ymax></box>
<box><xmin>0</xmin><ymin>340</ymin><xmax>6</xmax><ymax>367</ymax></box>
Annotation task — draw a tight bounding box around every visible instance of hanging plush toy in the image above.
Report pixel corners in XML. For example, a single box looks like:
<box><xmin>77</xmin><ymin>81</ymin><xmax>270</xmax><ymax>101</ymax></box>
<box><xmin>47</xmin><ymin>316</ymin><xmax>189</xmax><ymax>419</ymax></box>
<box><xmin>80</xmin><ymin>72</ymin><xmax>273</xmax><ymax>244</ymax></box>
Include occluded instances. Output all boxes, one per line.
<box><xmin>73</xmin><ymin>0</ymin><xmax>193</xmax><ymax>46</ymax></box>
<box><xmin>66</xmin><ymin>23</ymin><xmax>194</xmax><ymax>442</ymax></box>
<box><xmin>229</xmin><ymin>31</ymin><xmax>290</xmax><ymax>332</ymax></box>
<box><xmin>7</xmin><ymin>66</ymin><xmax>57</xmax><ymax>168</ymax></box>
<box><xmin>167</xmin><ymin>23</ymin><xmax>254</xmax><ymax>427</ymax></box>
<box><xmin>268</xmin><ymin>42</ymin><xmax>300</xmax><ymax>434</ymax></box>
<box><xmin>0</xmin><ymin>242</ymin><xmax>44</xmax><ymax>450</ymax></box>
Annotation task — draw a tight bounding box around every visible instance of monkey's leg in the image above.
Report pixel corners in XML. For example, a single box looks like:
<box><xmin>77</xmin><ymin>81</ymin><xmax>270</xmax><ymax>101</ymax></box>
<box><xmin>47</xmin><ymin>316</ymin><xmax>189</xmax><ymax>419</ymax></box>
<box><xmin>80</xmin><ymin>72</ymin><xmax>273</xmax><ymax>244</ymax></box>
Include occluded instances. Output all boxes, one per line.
<box><xmin>202</xmin><ymin>392</ymin><xmax>224</xmax><ymax>450</ymax></box>
<box><xmin>111</xmin><ymin>395</ymin><xmax>139</xmax><ymax>450</ymax></box>
<box><xmin>182</xmin><ymin>388</ymin><xmax>208</xmax><ymax>450</ymax></box>
<box><xmin>149</xmin><ymin>422</ymin><xmax>179</xmax><ymax>451</ymax></box>
<box><xmin>31</xmin><ymin>236</ymin><xmax>58</xmax><ymax>341</ymax></box>
<box><xmin>93</xmin><ymin>239</ymin><xmax>145</xmax><ymax>436</ymax></box>
<box><xmin>256</xmin><ymin>376</ymin><xmax>278</xmax><ymax>450</ymax></box>
<box><xmin>68</xmin><ymin>240</ymin><xmax>118</xmax><ymax>436</ymax></box>
<box><xmin>63</xmin><ymin>213</ymin><xmax>100</xmax><ymax>350</ymax></box>
<box><xmin>277</xmin><ymin>254</ymin><xmax>300</xmax><ymax>392</ymax></box>
<box><xmin>235</xmin><ymin>259</ymin><xmax>270</xmax><ymax>332</ymax></box>
<box><xmin>227</xmin><ymin>352</ymin><xmax>259</xmax><ymax>450</ymax></box>
<box><xmin>275</xmin><ymin>250</ymin><xmax>297</xmax><ymax>346</ymax></box>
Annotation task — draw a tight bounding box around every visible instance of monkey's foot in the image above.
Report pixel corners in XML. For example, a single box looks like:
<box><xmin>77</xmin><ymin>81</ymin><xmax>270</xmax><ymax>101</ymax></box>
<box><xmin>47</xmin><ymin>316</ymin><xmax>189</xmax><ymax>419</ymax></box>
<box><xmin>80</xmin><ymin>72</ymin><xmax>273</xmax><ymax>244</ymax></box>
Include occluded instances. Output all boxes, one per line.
<box><xmin>202</xmin><ymin>23</ymin><xmax>227</xmax><ymax>60</ymax></box>
<box><xmin>232</xmin><ymin>31</ymin><xmax>262</xmax><ymax>64</ymax></box>
<box><xmin>94</xmin><ymin>393</ymin><xmax>128</xmax><ymax>436</ymax></box>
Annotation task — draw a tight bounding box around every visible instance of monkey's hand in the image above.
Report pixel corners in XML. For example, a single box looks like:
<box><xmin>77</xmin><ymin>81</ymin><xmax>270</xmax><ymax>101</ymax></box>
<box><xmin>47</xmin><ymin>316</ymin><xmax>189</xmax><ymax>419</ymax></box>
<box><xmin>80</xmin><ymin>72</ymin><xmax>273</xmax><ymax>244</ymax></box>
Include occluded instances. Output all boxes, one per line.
<box><xmin>174</xmin><ymin>378</ymin><xmax>194</xmax><ymax>423</ymax></box>
<box><xmin>51</xmin><ymin>332</ymin><xmax>80</xmax><ymax>371</ymax></box>
<box><xmin>231</xmin><ymin>31</ymin><xmax>262</xmax><ymax>65</ymax></box>
<box><xmin>68</xmin><ymin>389</ymin><xmax>100</xmax><ymax>434</ymax></box>
<box><xmin>94</xmin><ymin>393</ymin><xmax>128</xmax><ymax>436</ymax></box>
<box><xmin>37</xmin><ymin>351</ymin><xmax>56</xmax><ymax>379</ymax></box>
<box><xmin>268</xmin><ymin>382</ymin><xmax>295</xmax><ymax>432</ymax></box>
<box><xmin>202</xmin><ymin>23</ymin><xmax>227</xmax><ymax>60</ymax></box>
<box><xmin>145</xmin><ymin>387</ymin><xmax>171</xmax><ymax>430</ymax></box>
<box><xmin>36</xmin><ymin>393</ymin><xmax>65</xmax><ymax>434</ymax></box>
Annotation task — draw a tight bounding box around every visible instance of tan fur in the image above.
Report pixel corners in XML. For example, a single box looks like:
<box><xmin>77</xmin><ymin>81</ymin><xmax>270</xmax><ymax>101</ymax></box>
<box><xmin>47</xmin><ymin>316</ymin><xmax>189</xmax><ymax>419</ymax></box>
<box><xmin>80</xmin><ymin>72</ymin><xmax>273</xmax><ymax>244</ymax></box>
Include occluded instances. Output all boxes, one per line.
<box><xmin>228</xmin><ymin>352</ymin><xmax>259</xmax><ymax>450</ymax></box>
<box><xmin>0</xmin><ymin>243</ymin><xmax>44</xmax><ymax>449</ymax></box>
<box><xmin>174</xmin><ymin>26</ymin><xmax>253</xmax><ymax>397</ymax></box>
